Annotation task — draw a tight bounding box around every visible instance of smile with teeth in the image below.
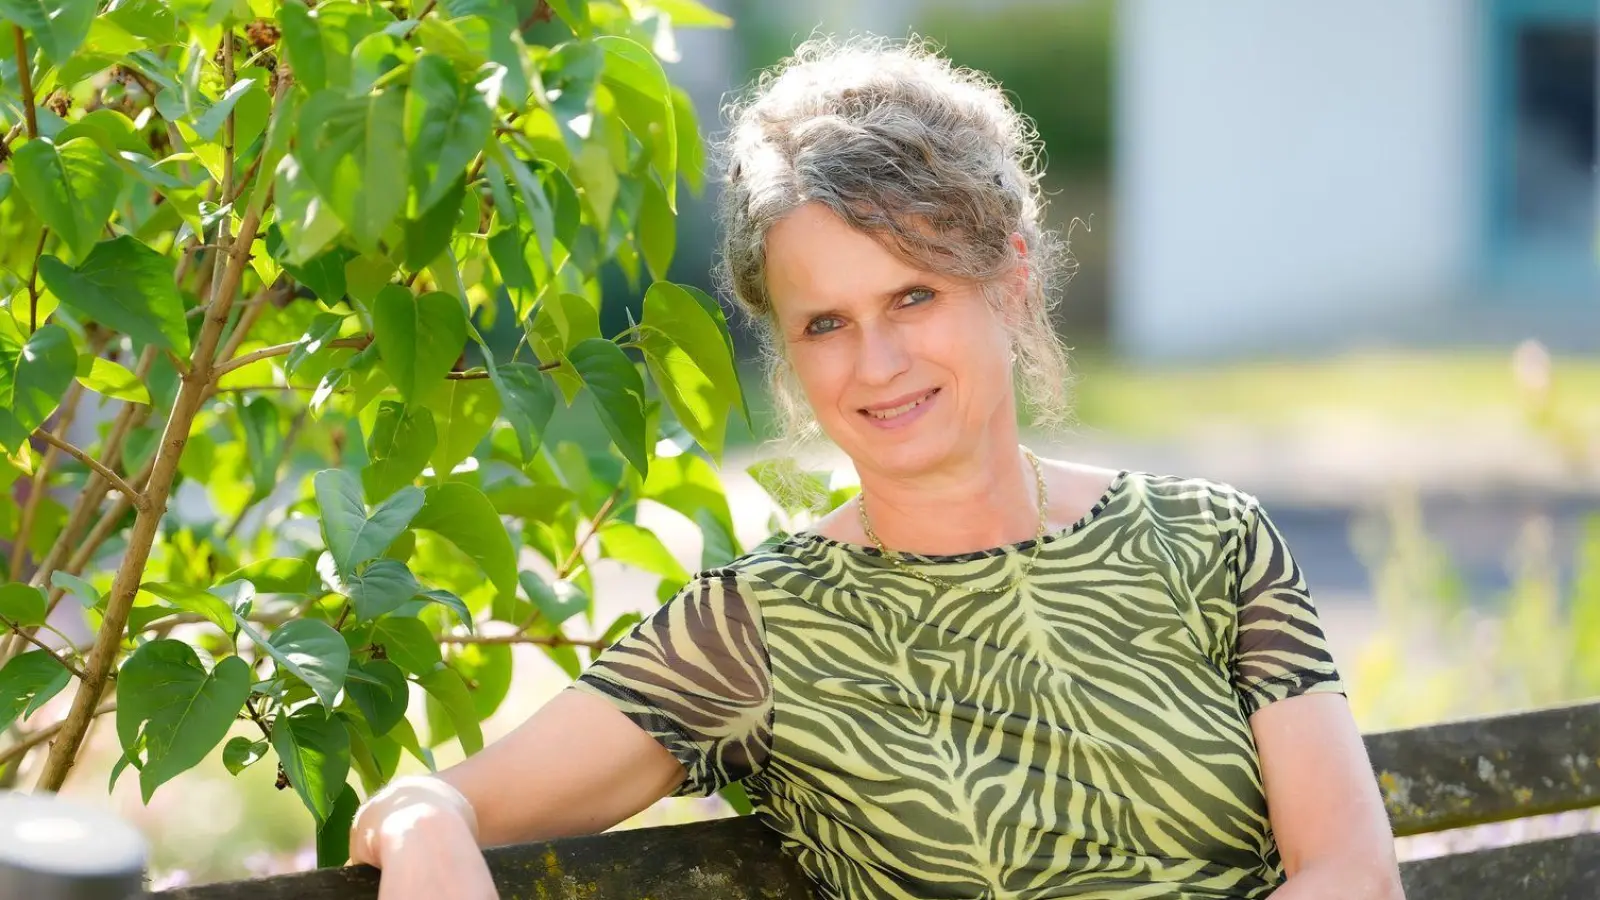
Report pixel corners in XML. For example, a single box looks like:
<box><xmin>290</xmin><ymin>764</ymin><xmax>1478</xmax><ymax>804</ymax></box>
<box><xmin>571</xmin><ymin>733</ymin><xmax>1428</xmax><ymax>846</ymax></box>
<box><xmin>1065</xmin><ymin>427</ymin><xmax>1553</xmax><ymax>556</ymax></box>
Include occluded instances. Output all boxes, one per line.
<box><xmin>864</xmin><ymin>388</ymin><xmax>940</xmax><ymax>420</ymax></box>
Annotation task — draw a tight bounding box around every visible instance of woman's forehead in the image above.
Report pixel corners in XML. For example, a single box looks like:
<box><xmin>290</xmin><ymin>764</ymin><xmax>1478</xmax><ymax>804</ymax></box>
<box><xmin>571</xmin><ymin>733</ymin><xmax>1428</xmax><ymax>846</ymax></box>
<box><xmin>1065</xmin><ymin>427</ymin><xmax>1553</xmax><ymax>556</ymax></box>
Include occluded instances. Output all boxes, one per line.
<box><xmin>766</xmin><ymin>205</ymin><xmax>937</xmax><ymax>310</ymax></box>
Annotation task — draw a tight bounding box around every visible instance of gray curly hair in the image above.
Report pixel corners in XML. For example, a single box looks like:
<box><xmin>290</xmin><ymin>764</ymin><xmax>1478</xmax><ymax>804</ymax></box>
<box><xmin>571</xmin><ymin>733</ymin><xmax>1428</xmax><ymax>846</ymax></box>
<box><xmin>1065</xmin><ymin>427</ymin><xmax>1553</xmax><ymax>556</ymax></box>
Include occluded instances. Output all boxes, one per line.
<box><xmin>714</xmin><ymin>35</ymin><xmax>1076</xmax><ymax>482</ymax></box>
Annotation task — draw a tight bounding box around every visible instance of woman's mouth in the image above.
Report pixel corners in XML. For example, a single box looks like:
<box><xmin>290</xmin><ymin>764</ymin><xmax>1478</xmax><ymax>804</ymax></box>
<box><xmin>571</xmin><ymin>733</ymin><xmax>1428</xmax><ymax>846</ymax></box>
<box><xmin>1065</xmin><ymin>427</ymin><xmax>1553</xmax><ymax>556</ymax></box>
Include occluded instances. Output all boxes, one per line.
<box><xmin>860</xmin><ymin>388</ymin><xmax>941</xmax><ymax>426</ymax></box>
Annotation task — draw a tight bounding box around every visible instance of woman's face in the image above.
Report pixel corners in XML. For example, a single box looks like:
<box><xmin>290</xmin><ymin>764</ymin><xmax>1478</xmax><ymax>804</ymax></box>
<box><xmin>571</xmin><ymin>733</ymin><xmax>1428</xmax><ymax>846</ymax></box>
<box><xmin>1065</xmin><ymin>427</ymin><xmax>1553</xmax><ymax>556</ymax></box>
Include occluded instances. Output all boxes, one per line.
<box><xmin>764</xmin><ymin>202</ymin><xmax>1018</xmax><ymax>477</ymax></box>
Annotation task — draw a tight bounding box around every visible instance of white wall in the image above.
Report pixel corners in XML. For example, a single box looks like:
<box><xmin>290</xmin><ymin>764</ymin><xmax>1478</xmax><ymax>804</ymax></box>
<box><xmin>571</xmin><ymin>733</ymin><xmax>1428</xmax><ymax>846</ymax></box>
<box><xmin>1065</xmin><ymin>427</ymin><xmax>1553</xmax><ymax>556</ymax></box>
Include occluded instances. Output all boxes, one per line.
<box><xmin>1114</xmin><ymin>0</ymin><xmax>1479</xmax><ymax>360</ymax></box>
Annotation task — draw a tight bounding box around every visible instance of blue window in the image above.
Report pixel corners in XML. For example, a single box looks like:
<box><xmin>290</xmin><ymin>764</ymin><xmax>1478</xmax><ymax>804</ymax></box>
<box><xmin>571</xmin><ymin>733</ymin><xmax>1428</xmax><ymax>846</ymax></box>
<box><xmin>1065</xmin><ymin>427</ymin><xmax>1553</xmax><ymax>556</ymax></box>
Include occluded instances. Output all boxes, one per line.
<box><xmin>1483</xmin><ymin>0</ymin><xmax>1598</xmax><ymax>296</ymax></box>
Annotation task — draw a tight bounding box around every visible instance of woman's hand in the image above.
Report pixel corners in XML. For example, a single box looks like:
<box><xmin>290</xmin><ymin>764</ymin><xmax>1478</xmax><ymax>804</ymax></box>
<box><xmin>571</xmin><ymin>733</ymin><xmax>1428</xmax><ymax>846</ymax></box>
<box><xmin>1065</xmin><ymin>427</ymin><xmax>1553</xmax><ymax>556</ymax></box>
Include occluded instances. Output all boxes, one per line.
<box><xmin>348</xmin><ymin>776</ymin><xmax>497</xmax><ymax>900</ymax></box>
<box><xmin>362</xmin><ymin>803</ymin><xmax>499</xmax><ymax>900</ymax></box>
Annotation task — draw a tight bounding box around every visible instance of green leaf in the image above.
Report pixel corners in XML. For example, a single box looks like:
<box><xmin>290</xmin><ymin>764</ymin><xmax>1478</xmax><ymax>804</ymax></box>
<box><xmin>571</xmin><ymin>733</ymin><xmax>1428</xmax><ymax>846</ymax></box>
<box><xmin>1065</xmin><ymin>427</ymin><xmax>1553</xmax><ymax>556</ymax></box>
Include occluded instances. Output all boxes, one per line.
<box><xmin>0</xmin><ymin>583</ymin><xmax>47</xmax><ymax>631</ymax></box>
<box><xmin>410</xmin><ymin>482</ymin><xmax>516</xmax><ymax>606</ymax></box>
<box><xmin>298</xmin><ymin>87</ymin><xmax>408</xmax><ymax>252</ymax></box>
<box><xmin>315</xmin><ymin>469</ymin><xmax>425</xmax><ymax>577</ymax></box>
<box><xmin>75</xmin><ymin>354</ymin><xmax>150</xmax><ymax>405</ymax></box>
<box><xmin>638</xmin><ymin>174</ymin><xmax>675</xmax><ymax>281</ymax></box>
<box><xmin>408</xmin><ymin>54</ymin><xmax>493</xmax><ymax>212</ymax></box>
<box><xmin>37</xmin><ymin>236</ymin><xmax>191</xmax><ymax>355</ymax></box>
<box><xmin>418</xmin><ymin>666</ymin><xmax>482</xmax><ymax>755</ymax></box>
<box><xmin>403</xmin><ymin>176</ymin><xmax>466</xmax><ymax>272</ymax></box>
<box><xmin>272</xmin><ymin>156</ymin><xmax>344</xmax><ymax>265</ymax></box>
<box><xmin>492</xmin><ymin>361</ymin><xmax>555</xmax><ymax>463</ymax></box>
<box><xmin>597</xmin><ymin>520</ymin><xmax>689</xmax><ymax>585</ymax></box>
<box><xmin>346</xmin><ymin>657</ymin><xmax>407</xmax><ymax>736</ymax></box>
<box><xmin>567</xmin><ymin>338</ymin><xmax>648</xmax><ymax>477</ymax></box>
<box><xmin>272</xmin><ymin>704</ymin><xmax>351</xmax><ymax>822</ymax></box>
<box><xmin>362</xmin><ymin>402</ymin><xmax>437</xmax><ymax>503</ymax></box>
<box><xmin>277</xmin><ymin>1</ymin><xmax>327</xmax><ymax>93</ymax></box>
<box><xmin>264</xmin><ymin>619</ymin><xmax>350</xmax><ymax>709</ymax></box>
<box><xmin>518</xmin><ymin>570</ymin><xmax>587</xmax><ymax>630</ymax></box>
<box><xmin>596</xmin><ymin>36</ymin><xmax>677</xmax><ymax>211</ymax></box>
<box><xmin>165</xmin><ymin>0</ymin><xmax>231</xmax><ymax>28</ymax></box>
<box><xmin>417</xmin><ymin>588</ymin><xmax>472</xmax><ymax>633</ymax></box>
<box><xmin>10</xmin><ymin>137</ymin><xmax>122</xmax><ymax>260</ymax></box>
<box><xmin>638</xmin><ymin>292</ymin><xmax>747</xmax><ymax>456</ymax></box>
<box><xmin>544</xmin><ymin>0</ymin><xmax>588</xmax><ymax>33</ymax></box>
<box><xmin>373</xmin><ymin>287</ymin><xmax>467</xmax><ymax>405</ymax></box>
<box><xmin>427</xmin><ymin>379</ymin><xmax>500</xmax><ymax>478</ymax></box>
<box><xmin>0</xmin><ymin>650</ymin><xmax>70</xmax><ymax>733</ymax></box>
<box><xmin>50</xmin><ymin>570</ymin><xmax>100</xmax><ymax>609</ymax></box>
<box><xmin>222</xmin><ymin>736</ymin><xmax>268</xmax><ymax>775</ymax></box>
<box><xmin>650</xmin><ymin>0</ymin><xmax>731</xmax><ymax>28</ymax></box>
<box><xmin>317</xmin><ymin>782</ymin><xmax>361</xmax><ymax>867</ymax></box>
<box><xmin>747</xmin><ymin>457</ymin><xmax>831</xmax><ymax>515</ymax></box>
<box><xmin>139</xmin><ymin>582</ymin><xmax>235</xmax><ymax>636</ymax></box>
<box><xmin>346</xmin><ymin>558</ymin><xmax>421</xmax><ymax>621</ymax></box>
<box><xmin>192</xmin><ymin>76</ymin><xmax>261</xmax><ymax>140</ymax></box>
<box><xmin>217</xmin><ymin>558</ymin><xmax>316</xmax><ymax>595</ymax></box>
<box><xmin>240</xmin><ymin>396</ymin><xmax>284</xmax><ymax>502</ymax></box>
<box><xmin>454</xmin><ymin>642</ymin><xmax>510</xmax><ymax>719</ymax></box>
<box><xmin>283</xmin><ymin>313</ymin><xmax>351</xmax><ymax>379</ymax></box>
<box><xmin>366</xmin><ymin>616</ymin><xmax>443</xmax><ymax>676</ymax></box>
<box><xmin>0</xmin><ymin>0</ymin><xmax>94</xmax><ymax>61</ymax></box>
<box><xmin>642</xmin><ymin>452</ymin><xmax>736</xmax><ymax>547</ymax></box>
<box><xmin>0</xmin><ymin>323</ymin><xmax>76</xmax><ymax>453</ymax></box>
<box><xmin>115</xmin><ymin>642</ymin><xmax>251</xmax><ymax>803</ymax></box>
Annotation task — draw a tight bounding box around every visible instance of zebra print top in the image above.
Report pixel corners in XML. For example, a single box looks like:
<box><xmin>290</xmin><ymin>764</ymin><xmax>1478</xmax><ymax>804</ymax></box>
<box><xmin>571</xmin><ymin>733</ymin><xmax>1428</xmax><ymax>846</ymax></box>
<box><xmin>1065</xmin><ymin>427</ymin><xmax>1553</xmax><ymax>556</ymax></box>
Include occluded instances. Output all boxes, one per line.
<box><xmin>572</xmin><ymin>470</ymin><xmax>1346</xmax><ymax>899</ymax></box>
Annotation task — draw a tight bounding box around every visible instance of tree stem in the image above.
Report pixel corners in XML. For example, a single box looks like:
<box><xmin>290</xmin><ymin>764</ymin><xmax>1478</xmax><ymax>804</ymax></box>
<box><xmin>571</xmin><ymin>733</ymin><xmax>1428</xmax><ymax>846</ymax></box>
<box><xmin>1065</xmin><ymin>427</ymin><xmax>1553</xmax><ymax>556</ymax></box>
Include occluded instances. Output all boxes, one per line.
<box><xmin>0</xmin><ymin>617</ymin><xmax>89</xmax><ymax>681</ymax></box>
<box><xmin>30</xmin><ymin>429</ymin><xmax>146</xmax><ymax>511</ymax></box>
<box><xmin>12</xmin><ymin>26</ymin><xmax>36</xmax><ymax>139</ymax></box>
<box><xmin>32</xmin><ymin>66</ymin><xmax>282</xmax><ymax>794</ymax></box>
<box><xmin>214</xmin><ymin>334</ymin><xmax>370</xmax><ymax>377</ymax></box>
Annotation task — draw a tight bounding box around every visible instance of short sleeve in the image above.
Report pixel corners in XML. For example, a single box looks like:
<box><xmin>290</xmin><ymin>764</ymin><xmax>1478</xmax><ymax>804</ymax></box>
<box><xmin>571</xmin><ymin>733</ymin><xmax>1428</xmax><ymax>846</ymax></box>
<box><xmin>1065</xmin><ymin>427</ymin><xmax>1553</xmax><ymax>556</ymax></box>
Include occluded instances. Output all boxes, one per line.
<box><xmin>569</xmin><ymin>568</ymin><xmax>773</xmax><ymax>796</ymax></box>
<box><xmin>1231</xmin><ymin>497</ymin><xmax>1346</xmax><ymax>718</ymax></box>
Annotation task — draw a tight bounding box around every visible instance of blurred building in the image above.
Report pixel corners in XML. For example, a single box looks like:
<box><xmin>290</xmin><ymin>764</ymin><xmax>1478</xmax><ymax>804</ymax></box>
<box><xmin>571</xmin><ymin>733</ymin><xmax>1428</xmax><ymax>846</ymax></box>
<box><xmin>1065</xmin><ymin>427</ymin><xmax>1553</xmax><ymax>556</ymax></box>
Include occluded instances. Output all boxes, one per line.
<box><xmin>1114</xmin><ymin>0</ymin><xmax>1600</xmax><ymax>360</ymax></box>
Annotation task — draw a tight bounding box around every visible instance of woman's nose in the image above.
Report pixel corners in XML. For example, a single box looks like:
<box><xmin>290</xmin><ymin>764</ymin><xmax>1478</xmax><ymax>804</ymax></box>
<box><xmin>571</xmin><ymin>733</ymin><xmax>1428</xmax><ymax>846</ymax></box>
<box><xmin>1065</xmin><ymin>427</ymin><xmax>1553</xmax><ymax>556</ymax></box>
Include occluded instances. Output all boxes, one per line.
<box><xmin>855</xmin><ymin>321</ymin><xmax>912</xmax><ymax>386</ymax></box>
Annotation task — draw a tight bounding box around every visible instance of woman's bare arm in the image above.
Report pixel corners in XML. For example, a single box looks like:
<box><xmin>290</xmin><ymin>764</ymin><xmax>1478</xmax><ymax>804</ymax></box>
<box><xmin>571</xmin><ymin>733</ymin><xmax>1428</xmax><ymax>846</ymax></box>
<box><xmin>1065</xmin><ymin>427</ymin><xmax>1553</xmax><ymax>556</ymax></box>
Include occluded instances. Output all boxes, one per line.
<box><xmin>1252</xmin><ymin>692</ymin><xmax>1405</xmax><ymax>899</ymax></box>
<box><xmin>351</xmin><ymin>686</ymin><xmax>687</xmax><ymax>868</ymax></box>
<box><xmin>435</xmin><ymin>687</ymin><xmax>688</xmax><ymax>847</ymax></box>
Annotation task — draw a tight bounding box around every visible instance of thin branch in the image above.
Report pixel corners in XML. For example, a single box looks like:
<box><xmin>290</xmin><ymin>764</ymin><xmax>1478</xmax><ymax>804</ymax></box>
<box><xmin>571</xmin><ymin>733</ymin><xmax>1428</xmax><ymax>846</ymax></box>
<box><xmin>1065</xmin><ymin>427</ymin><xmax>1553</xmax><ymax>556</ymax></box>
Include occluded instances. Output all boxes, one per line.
<box><xmin>556</xmin><ymin>486</ymin><xmax>623</xmax><ymax>580</ymax></box>
<box><xmin>0</xmin><ymin>701</ymin><xmax>116</xmax><ymax>771</ymax></box>
<box><xmin>27</xmin><ymin>228</ymin><xmax>47</xmax><ymax>331</ymax></box>
<box><xmin>400</xmin><ymin>0</ymin><xmax>439</xmax><ymax>40</ymax></box>
<box><xmin>215</xmin><ymin>335</ymin><xmax>370</xmax><ymax>377</ymax></box>
<box><xmin>12</xmin><ymin>26</ymin><xmax>36</xmax><ymax>139</ymax></box>
<box><xmin>9</xmin><ymin>365</ymin><xmax>93</xmax><ymax>578</ymax></box>
<box><xmin>0</xmin><ymin>618</ymin><xmax>89</xmax><ymax>681</ymax></box>
<box><xmin>30</xmin><ymin>429</ymin><xmax>147</xmax><ymax>511</ymax></box>
<box><xmin>33</xmin><ymin>60</ymin><xmax>286</xmax><ymax>794</ymax></box>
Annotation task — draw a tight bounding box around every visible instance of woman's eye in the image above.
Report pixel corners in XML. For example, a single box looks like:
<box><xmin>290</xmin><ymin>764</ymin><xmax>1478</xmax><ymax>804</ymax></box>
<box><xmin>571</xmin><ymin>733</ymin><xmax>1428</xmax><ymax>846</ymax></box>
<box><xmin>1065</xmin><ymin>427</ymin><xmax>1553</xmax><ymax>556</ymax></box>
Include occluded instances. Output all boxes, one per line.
<box><xmin>899</xmin><ymin>288</ymin><xmax>935</xmax><ymax>307</ymax></box>
<box><xmin>805</xmin><ymin>316</ymin><xmax>842</xmax><ymax>336</ymax></box>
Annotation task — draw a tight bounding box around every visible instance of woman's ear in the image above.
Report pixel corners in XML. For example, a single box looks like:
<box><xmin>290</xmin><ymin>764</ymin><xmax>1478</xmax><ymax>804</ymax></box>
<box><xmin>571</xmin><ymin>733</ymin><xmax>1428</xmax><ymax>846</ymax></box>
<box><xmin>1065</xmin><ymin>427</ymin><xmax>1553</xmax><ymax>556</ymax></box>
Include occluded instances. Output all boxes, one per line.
<box><xmin>1002</xmin><ymin>231</ymin><xmax>1031</xmax><ymax>326</ymax></box>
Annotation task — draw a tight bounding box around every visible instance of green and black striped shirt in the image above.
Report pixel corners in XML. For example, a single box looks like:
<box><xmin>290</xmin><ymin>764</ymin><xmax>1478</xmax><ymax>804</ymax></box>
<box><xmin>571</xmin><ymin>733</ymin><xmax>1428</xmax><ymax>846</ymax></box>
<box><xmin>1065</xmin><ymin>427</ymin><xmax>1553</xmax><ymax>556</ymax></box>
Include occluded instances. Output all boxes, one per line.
<box><xmin>574</xmin><ymin>471</ymin><xmax>1346</xmax><ymax>899</ymax></box>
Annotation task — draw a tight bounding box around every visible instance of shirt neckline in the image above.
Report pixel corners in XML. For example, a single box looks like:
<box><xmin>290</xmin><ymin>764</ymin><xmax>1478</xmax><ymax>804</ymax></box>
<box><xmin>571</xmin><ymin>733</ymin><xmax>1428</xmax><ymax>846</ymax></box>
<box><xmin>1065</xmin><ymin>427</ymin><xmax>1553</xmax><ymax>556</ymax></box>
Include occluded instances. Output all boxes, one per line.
<box><xmin>786</xmin><ymin>469</ymin><xmax>1134</xmax><ymax>564</ymax></box>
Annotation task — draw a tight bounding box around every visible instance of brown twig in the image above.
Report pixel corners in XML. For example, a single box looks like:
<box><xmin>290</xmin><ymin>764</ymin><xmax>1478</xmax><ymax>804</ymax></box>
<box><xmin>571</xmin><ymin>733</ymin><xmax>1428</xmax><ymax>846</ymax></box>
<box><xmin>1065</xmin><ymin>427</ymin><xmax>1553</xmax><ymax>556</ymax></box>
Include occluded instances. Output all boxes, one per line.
<box><xmin>556</xmin><ymin>486</ymin><xmax>623</xmax><ymax>579</ymax></box>
<box><xmin>27</xmin><ymin>228</ymin><xmax>47</xmax><ymax>331</ymax></box>
<box><xmin>0</xmin><ymin>617</ymin><xmax>89</xmax><ymax>681</ymax></box>
<box><xmin>13</xmin><ymin>27</ymin><xmax>36</xmax><ymax>139</ymax></box>
<box><xmin>30</xmin><ymin>429</ymin><xmax>147</xmax><ymax>511</ymax></box>
<box><xmin>33</xmin><ymin>71</ymin><xmax>288</xmax><ymax>794</ymax></box>
<box><xmin>9</xmin><ymin>365</ymin><xmax>93</xmax><ymax>579</ymax></box>
<box><xmin>215</xmin><ymin>334</ymin><xmax>370</xmax><ymax>377</ymax></box>
<box><xmin>0</xmin><ymin>701</ymin><xmax>116</xmax><ymax>772</ymax></box>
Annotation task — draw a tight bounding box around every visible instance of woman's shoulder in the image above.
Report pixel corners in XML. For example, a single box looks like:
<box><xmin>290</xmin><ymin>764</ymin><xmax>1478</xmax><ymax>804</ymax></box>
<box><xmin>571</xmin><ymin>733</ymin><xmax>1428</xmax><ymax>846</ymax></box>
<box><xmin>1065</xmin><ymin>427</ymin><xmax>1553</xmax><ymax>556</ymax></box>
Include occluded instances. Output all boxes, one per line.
<box><xmin>1100</xmin><ymin>466</ymin><xmax>1263</xmax><ymax>531</ymax></box>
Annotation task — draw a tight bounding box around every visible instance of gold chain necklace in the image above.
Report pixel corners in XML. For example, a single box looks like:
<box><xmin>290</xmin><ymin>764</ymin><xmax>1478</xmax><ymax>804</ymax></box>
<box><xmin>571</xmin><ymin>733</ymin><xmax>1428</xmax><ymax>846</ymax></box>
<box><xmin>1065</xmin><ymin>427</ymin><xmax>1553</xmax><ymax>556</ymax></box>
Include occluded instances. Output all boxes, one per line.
<box><xmin>857</xmin><ymin>446</ymin><xmax>1049</xmax><ymax>596</ymax></box>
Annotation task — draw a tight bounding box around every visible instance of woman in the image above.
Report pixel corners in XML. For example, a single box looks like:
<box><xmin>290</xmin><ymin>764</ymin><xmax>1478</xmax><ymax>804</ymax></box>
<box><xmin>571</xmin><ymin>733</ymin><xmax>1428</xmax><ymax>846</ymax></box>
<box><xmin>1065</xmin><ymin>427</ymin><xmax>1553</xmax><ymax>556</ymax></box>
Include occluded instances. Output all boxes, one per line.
<box><xmin>349</xmin><ymin>37</ymin><xmax>1404</xmax><ymax>900</ymax></box>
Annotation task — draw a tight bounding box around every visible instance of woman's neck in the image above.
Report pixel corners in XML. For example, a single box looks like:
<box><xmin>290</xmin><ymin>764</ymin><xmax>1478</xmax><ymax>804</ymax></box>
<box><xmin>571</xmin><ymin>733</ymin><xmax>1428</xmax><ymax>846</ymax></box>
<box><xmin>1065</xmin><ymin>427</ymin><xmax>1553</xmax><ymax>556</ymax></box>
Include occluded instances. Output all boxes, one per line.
<box><xmin>851</xmin><ymin>437</ymin><xmax>1042</xmax><ymax>556</ymax></box>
